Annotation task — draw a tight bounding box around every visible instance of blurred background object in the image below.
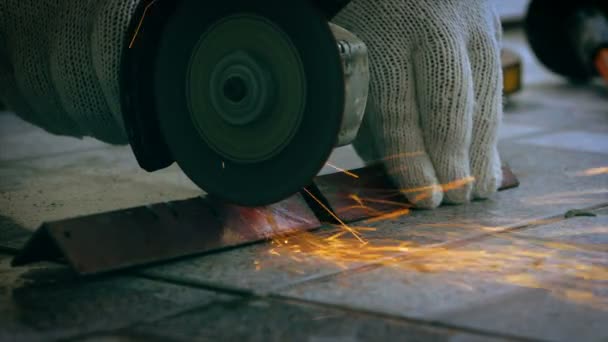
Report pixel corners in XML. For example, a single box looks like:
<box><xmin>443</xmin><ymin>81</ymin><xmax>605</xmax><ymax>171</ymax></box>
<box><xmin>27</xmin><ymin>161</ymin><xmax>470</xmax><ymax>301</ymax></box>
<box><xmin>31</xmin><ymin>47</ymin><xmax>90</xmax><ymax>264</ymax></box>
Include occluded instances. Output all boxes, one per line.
<box><xmin>524</xmin><ymin>0</ymin><xmax>608</xmax><ymax>84</ymax></box>
<box><xmin>494</xmin><ymin>0</ymin><xmax>608</xmax><ymax>86</ymax></box>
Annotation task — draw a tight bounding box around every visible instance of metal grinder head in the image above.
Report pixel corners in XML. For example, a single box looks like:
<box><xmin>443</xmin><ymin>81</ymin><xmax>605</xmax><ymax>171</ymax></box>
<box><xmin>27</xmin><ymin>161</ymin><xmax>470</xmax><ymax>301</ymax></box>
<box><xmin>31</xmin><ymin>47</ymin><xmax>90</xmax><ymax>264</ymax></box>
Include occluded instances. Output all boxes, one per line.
<box><xmin>121</xmin><ymin>0</ymin><xmax>368</xmax><ymax>207</ymax></box>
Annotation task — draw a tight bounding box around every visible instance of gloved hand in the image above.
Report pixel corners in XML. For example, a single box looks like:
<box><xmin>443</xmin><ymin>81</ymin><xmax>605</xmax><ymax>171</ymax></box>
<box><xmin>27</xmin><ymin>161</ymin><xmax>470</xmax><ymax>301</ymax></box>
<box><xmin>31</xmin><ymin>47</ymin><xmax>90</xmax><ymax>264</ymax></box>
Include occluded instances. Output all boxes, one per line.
<box><xmin>0</xmin><ymin>0</ymin><xmax>137</xmax><ymax>145</ymax></box>
<box><xmin>333</xmin><ymin>0</ymin><xmax>504</xmax><ymax>209</ymax></box>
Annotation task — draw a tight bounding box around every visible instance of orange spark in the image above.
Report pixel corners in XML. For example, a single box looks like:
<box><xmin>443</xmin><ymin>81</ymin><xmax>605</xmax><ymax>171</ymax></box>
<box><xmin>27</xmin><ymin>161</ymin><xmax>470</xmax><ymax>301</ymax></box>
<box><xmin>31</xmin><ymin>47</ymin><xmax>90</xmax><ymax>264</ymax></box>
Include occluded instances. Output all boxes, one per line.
<box><xmin>406</xmin><ymin>177</ymin><xmax>475</xmax><ymax>203</ymax></box>
<box><xmin>440</xmin><ymin>176</ymin><xmax>476</xmax><ymax>192</ymax></box>
<box><xmin>302</xmin><ymin>188</ymin><xmax>366</xmax><ymax>243</ymax></box>
<box><xmin>253</xmin><ymin>177</ymin><xmax>608</xmax><ymax>310</ymax></box>
<box><xmin>382</xmin><ymin>151</ymin><xmax>425</xmax><ymax>162</ymax></box>
<box><xmin>356</xmin><ymin>196</ymin><xmax>412</xmax><ymax>209</ymax></box>
<box><xmin>575</xmin><ymin>167</ymin><xmax>608</xmax><ymax>177</ymax></box>
<box><xmin>365</xmin><ymin>208</ymin><xmax>411</xmax><ymax>223</ymax></box>
<box><xmin>398</xmin><ymin>177</ymin><xmax>475</xmax><ymax>196</ymax></box>
<box><xmin>325</xmin><ymin>162</ymin><xmax>359</xmax><ymax>179</ymax></box>
<box><xmin>128</xmin><ymin>0</ymin><xmax>159</xmax><ymax>49</ymax></box>
<box><xmin>349</xmin><ymin>194</ymin><xmax>364</xmax><ymax>207</ymax></box>
<box><xmin>262</xmin><ymin>212</ymin><xmax>608</xmax><ymax>310</ymax></box>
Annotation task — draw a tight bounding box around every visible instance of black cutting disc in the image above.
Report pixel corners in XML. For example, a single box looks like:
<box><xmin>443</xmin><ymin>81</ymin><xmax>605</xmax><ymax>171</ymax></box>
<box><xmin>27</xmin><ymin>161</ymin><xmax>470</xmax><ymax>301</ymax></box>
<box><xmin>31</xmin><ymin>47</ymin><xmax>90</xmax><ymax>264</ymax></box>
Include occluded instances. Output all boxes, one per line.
<box><xmin>154</xmin><ymin>0</ymin><xmax>345</xmax><ymax>206</ymax></box>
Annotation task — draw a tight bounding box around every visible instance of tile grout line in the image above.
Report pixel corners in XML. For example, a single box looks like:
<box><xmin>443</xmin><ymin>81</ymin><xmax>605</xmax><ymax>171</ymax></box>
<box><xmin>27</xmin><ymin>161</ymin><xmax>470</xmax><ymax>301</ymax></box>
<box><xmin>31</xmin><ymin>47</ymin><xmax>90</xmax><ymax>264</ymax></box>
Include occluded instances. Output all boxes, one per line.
<box><xmin>269</xmin><ymin>294</ymin><xmax>546</xmax><ymax>342</ymax></box>
<box><xmin>139</xmin><ymin>272</ymin><xmax>258</xmax><ymax>298</ymax></box>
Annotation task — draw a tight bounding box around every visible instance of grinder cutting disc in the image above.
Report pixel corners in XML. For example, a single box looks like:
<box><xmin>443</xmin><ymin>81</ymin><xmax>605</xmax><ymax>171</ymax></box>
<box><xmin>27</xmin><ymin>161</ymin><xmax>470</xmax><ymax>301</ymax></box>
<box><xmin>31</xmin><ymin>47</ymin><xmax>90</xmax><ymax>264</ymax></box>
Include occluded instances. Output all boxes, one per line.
<box><xmin>154</xmin><ymin>0</ymin><xmax>345</xmax><ymax>206</ymax></box>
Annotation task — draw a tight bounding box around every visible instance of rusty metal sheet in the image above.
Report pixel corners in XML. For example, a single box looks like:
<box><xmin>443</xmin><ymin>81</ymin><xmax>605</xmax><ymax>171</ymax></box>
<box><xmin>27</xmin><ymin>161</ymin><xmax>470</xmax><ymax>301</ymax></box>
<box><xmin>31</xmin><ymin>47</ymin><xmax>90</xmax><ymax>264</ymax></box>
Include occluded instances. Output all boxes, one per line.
<box><xmin>11</xmin><ymin>164</ymin><xmax>518</xmax><ymax>275</ymax></box>
<box><xmin>12</xmin><ymin>194</ymin><xmax>319</xmax><ymax>275</ymax></box>
<box><xmin>310</xmin><ymin>164</ymin><xmax>520</xmax><ymax>223</ymax></box>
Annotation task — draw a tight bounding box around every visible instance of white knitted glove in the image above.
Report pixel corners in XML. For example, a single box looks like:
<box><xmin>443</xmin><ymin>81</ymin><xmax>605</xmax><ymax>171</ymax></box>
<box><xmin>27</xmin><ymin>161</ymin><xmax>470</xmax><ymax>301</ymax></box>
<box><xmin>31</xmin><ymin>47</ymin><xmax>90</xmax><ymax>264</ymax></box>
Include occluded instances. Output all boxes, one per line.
<box><xmin>0</xmin><ymin>0</ymin><xmax>137</xmax><ymax>145</ymax></box>
<box><xmin>334</xmin><ymin>0</ymin><xmax>504</xmax><ymax>209</ymax></box>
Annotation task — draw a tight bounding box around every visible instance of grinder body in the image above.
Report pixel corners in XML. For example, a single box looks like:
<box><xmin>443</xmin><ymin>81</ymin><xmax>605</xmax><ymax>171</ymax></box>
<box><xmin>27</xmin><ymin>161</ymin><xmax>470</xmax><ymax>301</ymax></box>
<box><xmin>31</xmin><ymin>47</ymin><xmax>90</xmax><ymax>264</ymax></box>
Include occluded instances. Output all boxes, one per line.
<box><xmin>121</xmin><ymin>0</ymin><xmax>369</xmax><ymax>206</ymax></box>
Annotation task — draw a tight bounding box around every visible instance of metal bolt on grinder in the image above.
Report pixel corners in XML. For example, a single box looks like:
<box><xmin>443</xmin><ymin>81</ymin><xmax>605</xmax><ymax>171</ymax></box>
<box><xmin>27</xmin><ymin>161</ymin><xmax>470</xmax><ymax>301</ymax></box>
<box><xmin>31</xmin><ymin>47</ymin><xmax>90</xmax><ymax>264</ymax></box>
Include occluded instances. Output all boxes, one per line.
<box><xmin>121</xmin><ymin>0</ymin><xmax>369</xmax><ymax>207</ymax></box>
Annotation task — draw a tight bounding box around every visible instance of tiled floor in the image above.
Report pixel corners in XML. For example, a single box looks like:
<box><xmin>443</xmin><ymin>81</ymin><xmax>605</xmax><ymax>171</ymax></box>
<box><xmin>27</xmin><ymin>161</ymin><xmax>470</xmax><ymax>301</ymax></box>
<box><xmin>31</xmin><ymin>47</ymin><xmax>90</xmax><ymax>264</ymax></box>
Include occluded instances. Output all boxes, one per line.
<box><xmin>1</xmin><ymin>27</ymin><xmax>607</xmax><ymax>341</ymax></box>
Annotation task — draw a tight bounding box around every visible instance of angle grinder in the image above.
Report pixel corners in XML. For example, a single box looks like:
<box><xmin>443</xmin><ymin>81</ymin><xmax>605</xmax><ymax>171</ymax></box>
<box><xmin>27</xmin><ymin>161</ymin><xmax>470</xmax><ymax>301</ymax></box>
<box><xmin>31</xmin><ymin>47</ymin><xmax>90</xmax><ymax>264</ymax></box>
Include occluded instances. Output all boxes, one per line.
<box><xmin>121</xmin><ymin>0</ymin><xmax>368</xmax><ymax>206</ymax></box>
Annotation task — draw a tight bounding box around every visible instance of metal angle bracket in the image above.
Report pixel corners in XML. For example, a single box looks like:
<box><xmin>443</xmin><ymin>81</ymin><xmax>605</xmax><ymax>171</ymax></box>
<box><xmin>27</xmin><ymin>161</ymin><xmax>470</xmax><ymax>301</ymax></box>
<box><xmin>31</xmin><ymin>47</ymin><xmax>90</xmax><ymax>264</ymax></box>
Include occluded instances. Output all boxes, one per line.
<box><xmin>11</xmin><ymin>194</ymin><xmax>320</xmax><ymax>275</ymax></box>
<box><xmin>11</xmin><ymin>164</ymin><xmax>519</xmax><ymax>276</ymax></box>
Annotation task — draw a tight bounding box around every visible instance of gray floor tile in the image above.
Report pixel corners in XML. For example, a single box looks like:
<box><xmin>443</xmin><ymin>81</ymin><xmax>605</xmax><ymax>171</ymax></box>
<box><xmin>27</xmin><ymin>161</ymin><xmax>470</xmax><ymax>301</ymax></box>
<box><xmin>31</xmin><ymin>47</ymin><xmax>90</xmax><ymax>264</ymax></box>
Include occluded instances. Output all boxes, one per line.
<box><xmin>73</xmin><ymin>333</ymin><xmax>174</xmax><ymax>342</ymax></box>
<box><xmin>278</xmin><ymin>217</ymin><xmax>608</xmax><ymax>342</ymax></box>
<box><xmin>0</xmin><ymin>148</ymin><xmax>201</xmax><ymax>230</ymax></box>
<box><xmin>0</xmin><ymin>113</ymin><xmax>108</xmax><ymax>162</ymax></box>
<box><xmin>519</xmin><ymin>131</ymin><xmax>608</xmax><ymax>155</ymax></box>
<box><xmin>0</xmin><ymin>255</ymin><xmax>232</xmax><ymax>342</ymax></box>
<box><xmin>127</xmin><ymin>297</ymin><xmax>513</xmax><ymax>342</ymax></box>
<box><xmin>512</xmin><ymin>212</ymin><xmax>608</xmax><ymax>246</ymax></box>
<box><xmin>442</xmin><ymin>286</ymin><xmax>607</xmax><ymax>342</ymax></box>
<box><xmin>502</xmin><ymin>86</ymin><xmax>608</xmax><ymax>135</ymax></box>
<box><xmin>499</xmin><ymin>122</ymin><xmax>547</xmax><ymax>141</ymax></box>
